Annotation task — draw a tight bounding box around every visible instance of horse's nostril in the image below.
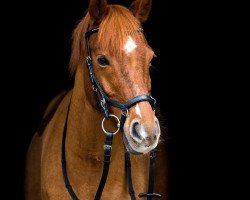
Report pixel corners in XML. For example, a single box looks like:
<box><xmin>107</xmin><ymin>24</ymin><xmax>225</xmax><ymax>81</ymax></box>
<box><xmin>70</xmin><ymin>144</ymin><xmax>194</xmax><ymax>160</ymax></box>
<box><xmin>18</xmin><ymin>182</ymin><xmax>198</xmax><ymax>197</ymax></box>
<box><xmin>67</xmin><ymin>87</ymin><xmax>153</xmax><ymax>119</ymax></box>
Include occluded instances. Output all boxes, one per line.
<box><xmin>132</xmin><ymin>122</ymin><xmax>141</xmax><ymax>140</ymax></box>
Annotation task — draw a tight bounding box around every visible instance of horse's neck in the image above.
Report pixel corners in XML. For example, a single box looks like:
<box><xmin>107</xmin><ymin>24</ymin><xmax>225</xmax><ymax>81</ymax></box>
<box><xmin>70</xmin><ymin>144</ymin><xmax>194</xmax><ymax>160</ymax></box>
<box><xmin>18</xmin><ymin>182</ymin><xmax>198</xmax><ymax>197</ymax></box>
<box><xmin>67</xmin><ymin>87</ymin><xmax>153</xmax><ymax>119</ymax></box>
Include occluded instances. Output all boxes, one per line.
<box><xmin>62</xmin><ymin>65</ymin><xmax>151</xmax><ymax>195</ymax></box>
<box><xmin>67</xmin><ymin>65</ymin><xmax>102</xmax><ymax>156</ymax></box>
<box><xmin>66</xmin><ymin>65</ymin><xmax>124</xmax><ymax>165</ymax></box>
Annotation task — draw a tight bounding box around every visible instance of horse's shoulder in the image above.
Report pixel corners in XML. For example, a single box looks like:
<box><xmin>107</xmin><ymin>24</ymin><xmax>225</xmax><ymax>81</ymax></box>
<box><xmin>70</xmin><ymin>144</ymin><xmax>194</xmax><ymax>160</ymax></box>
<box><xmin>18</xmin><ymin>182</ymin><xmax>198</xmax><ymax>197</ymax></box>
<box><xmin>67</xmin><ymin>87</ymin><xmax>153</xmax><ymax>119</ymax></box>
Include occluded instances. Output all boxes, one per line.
<box><xmin>37</xmin><ymin>90</ymin><xmax>72</xmax><ymax>135</ymax></box>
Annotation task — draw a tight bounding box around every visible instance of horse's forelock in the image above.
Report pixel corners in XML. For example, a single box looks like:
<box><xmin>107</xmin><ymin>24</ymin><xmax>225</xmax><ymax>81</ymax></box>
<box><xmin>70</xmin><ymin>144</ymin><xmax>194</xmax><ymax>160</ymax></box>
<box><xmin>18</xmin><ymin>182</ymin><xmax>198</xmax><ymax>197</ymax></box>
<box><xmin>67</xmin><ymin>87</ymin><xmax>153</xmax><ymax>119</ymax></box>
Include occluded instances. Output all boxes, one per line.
<box><xmin>97</xmin><ymin>5</ymin><xmax>145</xmax><ymax>56</ymax></box>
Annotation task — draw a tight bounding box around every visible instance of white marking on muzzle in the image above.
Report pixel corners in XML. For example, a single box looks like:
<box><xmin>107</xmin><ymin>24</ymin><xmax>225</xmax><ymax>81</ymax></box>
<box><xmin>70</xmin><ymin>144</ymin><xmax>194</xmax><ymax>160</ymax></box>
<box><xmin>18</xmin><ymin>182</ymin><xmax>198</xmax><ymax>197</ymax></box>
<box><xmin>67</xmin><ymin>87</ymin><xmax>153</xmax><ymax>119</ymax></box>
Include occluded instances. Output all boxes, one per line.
<box><xmin>135</xmin><ymin>104</ymin><xmax>142</xmax><ymax>118</ymax></box>
<box><xmin>140</xmin><ymin>125</ymin><xmax>148</xmax><ymax>139</ymax></box>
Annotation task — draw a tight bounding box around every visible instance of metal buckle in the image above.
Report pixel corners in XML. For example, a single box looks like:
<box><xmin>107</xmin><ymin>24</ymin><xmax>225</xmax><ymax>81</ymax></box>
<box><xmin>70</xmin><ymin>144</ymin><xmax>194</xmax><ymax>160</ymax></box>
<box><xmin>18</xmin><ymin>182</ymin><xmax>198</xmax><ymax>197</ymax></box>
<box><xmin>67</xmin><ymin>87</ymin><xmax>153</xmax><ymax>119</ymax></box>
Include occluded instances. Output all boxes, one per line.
<box><xmin>104</xmin><ymin>144</ymin><xmax>112</xmax><ymax>150</ymax></box>
<box><xmin>92</xmin><ymin>85</ymin><xmax>97</xmax><ymax>92</ymax></box>
<box><xmin>100</xmin><ymin>98</ymin><xmax>109</xmax><ymax>118</ymax></box>
<box><xmin>86</xmin><ymin>56</ymin><xmax>92</xmax><ymax>67</ymax></box>
<box><xmin>101</xmin><ymin>98</ymin><xmax>106</xmax><ymax>105</ymax></box>
<box><xmin>121</xmin><ymin>108</ymin><xmax>128</xmax><ymax>117</ymax></box>
<box><xmin>101</xmin><ymin>114</ymin><xmax>120</xmax><ymax>135</ymax></box>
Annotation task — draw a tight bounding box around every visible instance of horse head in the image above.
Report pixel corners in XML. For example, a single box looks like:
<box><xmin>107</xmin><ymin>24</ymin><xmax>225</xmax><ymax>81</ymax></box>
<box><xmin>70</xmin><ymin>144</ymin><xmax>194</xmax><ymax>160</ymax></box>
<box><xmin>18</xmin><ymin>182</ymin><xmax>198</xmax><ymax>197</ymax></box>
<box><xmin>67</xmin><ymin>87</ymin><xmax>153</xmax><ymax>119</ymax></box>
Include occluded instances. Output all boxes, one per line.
<box><xmin>70</xmin><ymin>0</ymin><xmax>160</xmax><ymax>155</ymax></box>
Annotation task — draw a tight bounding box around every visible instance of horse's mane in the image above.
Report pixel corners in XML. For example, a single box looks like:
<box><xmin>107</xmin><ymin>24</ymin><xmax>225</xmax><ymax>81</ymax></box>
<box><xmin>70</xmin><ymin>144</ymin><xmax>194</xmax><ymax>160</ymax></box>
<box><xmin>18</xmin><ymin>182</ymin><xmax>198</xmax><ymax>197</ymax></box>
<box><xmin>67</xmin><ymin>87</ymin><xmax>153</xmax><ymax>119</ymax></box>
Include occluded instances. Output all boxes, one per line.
<box><xmin>69</xmin><ymin>5</ymin><xmax>145</xmax><ymax>75</ymax></box>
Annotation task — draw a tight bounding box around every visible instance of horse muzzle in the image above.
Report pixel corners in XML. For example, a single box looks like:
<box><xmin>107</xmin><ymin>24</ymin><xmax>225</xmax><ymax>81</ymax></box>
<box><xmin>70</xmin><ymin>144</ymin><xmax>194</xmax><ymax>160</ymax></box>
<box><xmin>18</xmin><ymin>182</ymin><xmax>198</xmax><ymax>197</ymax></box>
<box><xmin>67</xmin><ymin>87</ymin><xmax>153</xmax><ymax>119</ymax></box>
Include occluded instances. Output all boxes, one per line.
<box><xmin>123</xmin><ymin>116</ymin><xmax>161</xmax><ymax>154</ymax></box>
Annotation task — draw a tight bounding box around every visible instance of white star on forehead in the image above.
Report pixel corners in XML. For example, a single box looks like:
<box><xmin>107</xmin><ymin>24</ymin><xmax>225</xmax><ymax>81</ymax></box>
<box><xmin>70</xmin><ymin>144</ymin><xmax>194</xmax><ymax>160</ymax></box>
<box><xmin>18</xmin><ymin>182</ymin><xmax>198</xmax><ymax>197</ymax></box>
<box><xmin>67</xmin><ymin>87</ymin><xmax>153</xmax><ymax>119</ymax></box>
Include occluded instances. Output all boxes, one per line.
<box><xmin>124</xmin><ymin>36</ymin><xmax>137</xmax><ymax>54</ymax></box>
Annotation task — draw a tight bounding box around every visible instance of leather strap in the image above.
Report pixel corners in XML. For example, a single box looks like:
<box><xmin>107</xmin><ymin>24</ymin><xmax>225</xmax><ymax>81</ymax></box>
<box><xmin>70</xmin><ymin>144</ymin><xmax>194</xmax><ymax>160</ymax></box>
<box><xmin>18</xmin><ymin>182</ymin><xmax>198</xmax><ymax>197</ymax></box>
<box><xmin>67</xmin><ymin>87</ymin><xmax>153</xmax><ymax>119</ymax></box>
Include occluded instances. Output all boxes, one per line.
<box><xmin>94</xmin><ymin>132</ymin><xmax>113</xmax><ymax>200</ymax></box>
<box><xmin>61</xmin><ymin>103</ymin><xmax>79</xmax><ymax>200</ymax></box>
<box><xmin>125</xmin><ymin>152</ymin><xmax>136</xmax><ymax>200</ymax></box>
<box><xmin>138</xmin><ymin>150</ymin><xmax>161</xmax><ymax>199</ymax></box>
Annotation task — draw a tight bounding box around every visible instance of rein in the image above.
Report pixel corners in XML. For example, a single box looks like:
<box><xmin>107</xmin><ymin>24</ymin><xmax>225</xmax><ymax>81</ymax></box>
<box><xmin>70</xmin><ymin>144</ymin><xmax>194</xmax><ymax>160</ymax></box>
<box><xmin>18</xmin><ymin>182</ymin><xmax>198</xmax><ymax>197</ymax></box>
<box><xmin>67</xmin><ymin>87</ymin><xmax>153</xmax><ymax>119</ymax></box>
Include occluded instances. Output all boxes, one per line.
<box><xmin>61</xmin><ymin>27</ymin><xmax>161</xmax><ymax>199</ymax></box>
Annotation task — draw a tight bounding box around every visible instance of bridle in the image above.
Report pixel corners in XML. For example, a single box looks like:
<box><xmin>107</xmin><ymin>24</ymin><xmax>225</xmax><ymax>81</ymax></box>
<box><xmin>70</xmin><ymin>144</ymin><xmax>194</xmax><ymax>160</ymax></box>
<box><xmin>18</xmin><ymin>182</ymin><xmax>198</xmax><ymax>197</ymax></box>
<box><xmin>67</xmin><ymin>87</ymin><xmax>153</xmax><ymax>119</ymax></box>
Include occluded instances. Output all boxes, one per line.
<box><xmin>61</xmin><ymin>27</ymin><xmax>162</xmax><ymax>200</ymax></box>
<box><xmin>85</xmin><ymin>27</ymin><xmax>156</xmax><ymax>129</ymax></box>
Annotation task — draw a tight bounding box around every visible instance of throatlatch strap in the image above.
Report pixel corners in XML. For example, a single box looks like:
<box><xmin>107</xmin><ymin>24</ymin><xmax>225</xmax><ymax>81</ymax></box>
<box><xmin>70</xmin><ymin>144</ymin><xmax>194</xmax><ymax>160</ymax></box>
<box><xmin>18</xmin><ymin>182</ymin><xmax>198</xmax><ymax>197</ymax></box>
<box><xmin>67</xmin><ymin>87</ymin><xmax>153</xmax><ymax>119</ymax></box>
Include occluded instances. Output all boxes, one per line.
<box><xmin>94</xmin><ymin>132</ymin><xmax>113</xmax><ymax>200</ymax></box>
<box><xmin>125</xmin><ymin>152</ymin><xmax>137</xmax><ymax>200</ymax></box>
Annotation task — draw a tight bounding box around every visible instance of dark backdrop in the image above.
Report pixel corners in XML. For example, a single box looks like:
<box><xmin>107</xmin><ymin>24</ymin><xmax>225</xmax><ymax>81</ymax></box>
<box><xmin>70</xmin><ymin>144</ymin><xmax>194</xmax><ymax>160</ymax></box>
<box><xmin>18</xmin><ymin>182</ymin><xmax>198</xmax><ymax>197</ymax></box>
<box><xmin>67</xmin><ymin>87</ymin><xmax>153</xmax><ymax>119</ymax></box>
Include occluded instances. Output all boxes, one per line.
<box><xmin>1</xmin><ymin>0</ymin><xmax>224</xmax><ymax>199</ymax></box>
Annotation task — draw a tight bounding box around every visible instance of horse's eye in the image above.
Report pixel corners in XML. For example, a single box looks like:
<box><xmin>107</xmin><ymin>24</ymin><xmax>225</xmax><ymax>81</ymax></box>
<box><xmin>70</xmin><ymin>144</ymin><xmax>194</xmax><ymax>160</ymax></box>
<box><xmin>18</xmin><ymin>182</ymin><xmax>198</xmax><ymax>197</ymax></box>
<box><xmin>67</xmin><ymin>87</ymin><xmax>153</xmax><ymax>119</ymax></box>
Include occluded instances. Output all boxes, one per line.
<box><xmin>97</xmin><ymin>56</ymin><xmax>109</xmax><ymax>66</ymax></box>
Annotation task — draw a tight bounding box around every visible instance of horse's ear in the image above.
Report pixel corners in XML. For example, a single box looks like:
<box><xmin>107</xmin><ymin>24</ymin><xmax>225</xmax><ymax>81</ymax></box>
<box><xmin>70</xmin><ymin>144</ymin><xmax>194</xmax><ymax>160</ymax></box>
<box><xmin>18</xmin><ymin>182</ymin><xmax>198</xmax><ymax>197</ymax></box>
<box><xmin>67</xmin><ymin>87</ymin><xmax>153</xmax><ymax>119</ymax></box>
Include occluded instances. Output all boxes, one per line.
<box><xmin>88</xmin><ymin>0</ymin><xmax>108</xmax><ymax>22</ymax></box>
<box><xmin>129</xmin><ymin>0</ymin><xmax>152</xmax><ymax>23</ymax></box>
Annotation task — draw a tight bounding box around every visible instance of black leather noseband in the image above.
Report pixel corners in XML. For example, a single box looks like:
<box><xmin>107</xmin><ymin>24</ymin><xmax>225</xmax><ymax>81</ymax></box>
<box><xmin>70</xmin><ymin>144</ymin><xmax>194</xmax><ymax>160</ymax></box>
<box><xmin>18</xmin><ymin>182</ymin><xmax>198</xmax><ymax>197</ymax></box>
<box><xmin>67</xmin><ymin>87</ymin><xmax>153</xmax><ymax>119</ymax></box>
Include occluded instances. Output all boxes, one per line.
<box><xmin>62</xmin><ymin>27</ymin><xmax>161</xmax><ymax>200</ymax></box>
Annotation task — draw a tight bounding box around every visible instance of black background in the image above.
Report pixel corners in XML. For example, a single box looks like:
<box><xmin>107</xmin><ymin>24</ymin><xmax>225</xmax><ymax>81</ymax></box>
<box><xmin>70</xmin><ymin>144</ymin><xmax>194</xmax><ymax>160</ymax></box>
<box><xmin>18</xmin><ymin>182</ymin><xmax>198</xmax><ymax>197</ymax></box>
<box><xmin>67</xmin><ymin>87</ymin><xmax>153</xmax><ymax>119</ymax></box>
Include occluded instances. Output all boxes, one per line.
<box><xmin>1</xmin><ymin>0</ymin><xmax>228</xmax><ymax>199</ymax></box>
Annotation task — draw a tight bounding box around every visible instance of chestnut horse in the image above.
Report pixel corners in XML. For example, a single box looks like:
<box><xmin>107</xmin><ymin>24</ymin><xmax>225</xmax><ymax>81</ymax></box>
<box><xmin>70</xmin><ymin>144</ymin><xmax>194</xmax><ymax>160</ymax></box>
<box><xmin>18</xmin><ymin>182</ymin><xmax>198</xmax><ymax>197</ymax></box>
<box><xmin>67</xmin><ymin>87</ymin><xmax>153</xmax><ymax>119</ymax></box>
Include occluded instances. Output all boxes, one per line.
<box><xmin>25</xmin><ymin>0</ymin><xmax>168</xmax><ymax>199</ymax></box>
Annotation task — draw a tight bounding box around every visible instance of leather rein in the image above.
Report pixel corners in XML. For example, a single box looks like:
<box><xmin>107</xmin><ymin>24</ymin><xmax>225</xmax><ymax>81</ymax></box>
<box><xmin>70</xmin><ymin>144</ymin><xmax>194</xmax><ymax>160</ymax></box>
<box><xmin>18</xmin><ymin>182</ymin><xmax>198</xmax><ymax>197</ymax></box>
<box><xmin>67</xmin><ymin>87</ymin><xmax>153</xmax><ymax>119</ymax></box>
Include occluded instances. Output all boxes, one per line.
<box><xmin>61</xmin><ymin>27</ymin><xmax>161</xmax><ymax>200</ymax></box>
